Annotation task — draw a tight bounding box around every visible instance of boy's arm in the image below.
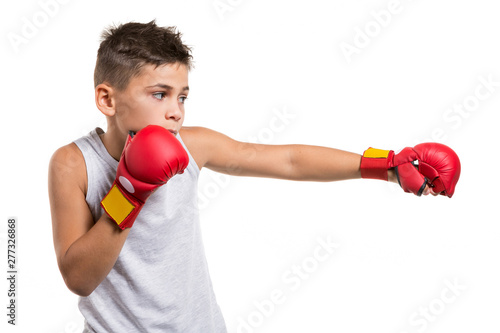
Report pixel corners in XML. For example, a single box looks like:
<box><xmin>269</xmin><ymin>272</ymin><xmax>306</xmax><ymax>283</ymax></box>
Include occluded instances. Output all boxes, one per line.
<box><xmin>49</xmin><ymin>143</ymin><xmax>130</xmax><ymax>297</ymax></box>
<box><xmin>181</xmin><ymin>126</ymin><xmax>399</xmax><ymax>183</ymax></box>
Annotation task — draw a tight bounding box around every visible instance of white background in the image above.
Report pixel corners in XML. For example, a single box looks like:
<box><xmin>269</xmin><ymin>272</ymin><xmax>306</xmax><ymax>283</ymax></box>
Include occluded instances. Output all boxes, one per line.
<box><xmin>1</xmin><ymin>0</ymin><xmax>499</xmax><ymax>332</ymax></box>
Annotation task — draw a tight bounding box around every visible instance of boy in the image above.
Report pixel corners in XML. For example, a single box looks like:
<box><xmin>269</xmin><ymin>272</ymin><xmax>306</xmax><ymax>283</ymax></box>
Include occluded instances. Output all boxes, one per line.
<box><xmin>48</xmin><ymin>20</ymin><xmax>460</xmax><ymax>332</ymax></box>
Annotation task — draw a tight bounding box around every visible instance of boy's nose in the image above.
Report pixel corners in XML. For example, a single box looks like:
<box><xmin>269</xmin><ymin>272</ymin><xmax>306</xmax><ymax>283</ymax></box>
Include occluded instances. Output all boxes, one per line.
<box><xmin>165</xmin><ymin>104</ymin><xmax>182</xmax><ymax>121</ymax></box>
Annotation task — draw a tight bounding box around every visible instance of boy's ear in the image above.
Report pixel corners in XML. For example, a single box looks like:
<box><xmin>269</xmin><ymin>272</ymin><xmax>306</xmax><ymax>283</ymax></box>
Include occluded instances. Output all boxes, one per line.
<box><xmin>95</xmin><ymin>83</ymin><xmax>116</xmax><ymax>117</ymax></box>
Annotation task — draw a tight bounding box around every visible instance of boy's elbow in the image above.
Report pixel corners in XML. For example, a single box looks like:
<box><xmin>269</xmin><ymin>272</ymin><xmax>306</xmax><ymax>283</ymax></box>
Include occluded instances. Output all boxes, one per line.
<box><xmin>70</xmin><ymin>284</ymin><xmax>94</xmax><ymax>297</ymax></box>
<box><xmin>60</xmin><ymin>265</ymin><xmax>96</xmax><ymax>297</ymax></box>
<box><xmin>64</xmin><ymin>274</ymin><xmax>95</xmax><ymax>297</ymax></box>
<box><xmin>71</xmin><ymin>288</ymin><xmax>93</xmax><ymax>297</ymax></box>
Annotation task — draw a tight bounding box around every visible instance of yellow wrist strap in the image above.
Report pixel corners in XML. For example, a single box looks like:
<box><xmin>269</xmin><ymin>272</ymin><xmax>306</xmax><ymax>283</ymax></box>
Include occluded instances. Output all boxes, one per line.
<box><xmin>363</xmin><ymin>148</ymin><xmax>391</xmax><ymax>159</ymax></box>
<box><xmin>101</xmin><ymin>184</ymin><xmax>136</xmax><ymax>227</ymax></box>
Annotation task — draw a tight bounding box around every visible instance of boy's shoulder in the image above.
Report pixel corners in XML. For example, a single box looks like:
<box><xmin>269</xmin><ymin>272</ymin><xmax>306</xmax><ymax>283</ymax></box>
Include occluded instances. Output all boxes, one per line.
<box><xmin>179</xmin><ymin>126</ymin><xmax>212</xmax><ymax>169</ymax></box>
<box><xmin>50</xmin><ymin>142</ymin><xmax>85</xmax><ymax>172</ymax></box>
<box><xmin>49</xmin><ymin>142</ymin><xmax>87</xmax><ymax>194</ymax></box>
<box><xmin>179</xmin><ymin>125</ymin><xmax>234</xmax><ymax>144</ymax></box>
<box><xmin>179</xmin><ymin>126</ymin><xmax>236</xmax><ymax>170</ymax></box>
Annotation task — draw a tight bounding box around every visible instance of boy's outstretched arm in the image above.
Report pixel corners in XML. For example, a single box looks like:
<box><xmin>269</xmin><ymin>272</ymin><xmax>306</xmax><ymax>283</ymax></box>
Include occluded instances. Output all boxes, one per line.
<box><xmin>182</xmin><ymin>127</ymin><xmax>463</xmax><ymax>196</ymax></box>
<box><xmin>182</xmin><ymin>126</ymin><xmax>398</xmax><ymax>184</ymax></box>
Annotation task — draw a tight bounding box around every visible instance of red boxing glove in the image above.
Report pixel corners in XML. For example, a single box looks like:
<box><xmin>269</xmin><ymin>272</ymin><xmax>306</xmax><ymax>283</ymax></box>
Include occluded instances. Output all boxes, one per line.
<box><xmin>360</xmin><ymin>143</ymin><xmax>461</xmax><ymax>197</ymax></box>
<box><xmin>101</xmin><ymin>125</ymin><xmax>189</xmax><ymax>229</ymax></box>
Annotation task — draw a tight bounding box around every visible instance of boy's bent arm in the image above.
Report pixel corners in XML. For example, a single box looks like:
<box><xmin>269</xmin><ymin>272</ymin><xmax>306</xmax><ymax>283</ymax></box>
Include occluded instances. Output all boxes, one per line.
<box><xmin>49</xmin><ymin>144</ymin><xmax>130</xmax><ymax>297</ymax></box>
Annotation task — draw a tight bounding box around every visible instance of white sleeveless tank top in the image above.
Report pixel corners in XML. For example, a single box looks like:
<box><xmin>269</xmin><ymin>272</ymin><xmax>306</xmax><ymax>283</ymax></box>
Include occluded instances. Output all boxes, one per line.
<box><xmin>73</xmin><ymin>128</ymin><xmax>227</xmax><ymax>333</ymax></box>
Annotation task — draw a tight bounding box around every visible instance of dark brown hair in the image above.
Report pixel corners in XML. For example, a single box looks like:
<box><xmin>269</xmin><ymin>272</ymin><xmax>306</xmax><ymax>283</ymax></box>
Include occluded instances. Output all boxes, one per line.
<box><xmin>94</xmin><ymin>20</ymin><xmax>193</xmax><ymax>90</ymax></box>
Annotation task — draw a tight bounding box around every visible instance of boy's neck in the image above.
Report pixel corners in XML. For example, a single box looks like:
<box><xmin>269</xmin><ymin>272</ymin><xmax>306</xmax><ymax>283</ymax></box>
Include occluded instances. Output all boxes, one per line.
<box><xmin>99</xmin><ymin>127</ymin><xmax>126</xmax><ymax>162</ymax></box>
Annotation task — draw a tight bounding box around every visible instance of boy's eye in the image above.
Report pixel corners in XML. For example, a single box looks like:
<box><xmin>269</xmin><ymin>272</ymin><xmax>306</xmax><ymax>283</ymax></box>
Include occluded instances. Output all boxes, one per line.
<box><xmin>179</xmin><ymin>96</ymin><xmax>188</xmax><ymax>104</ymax></box>
<box><xmin>152</xmin><ymin>92</ymin><xmax>165</xmax><ymax>100</ymax></box>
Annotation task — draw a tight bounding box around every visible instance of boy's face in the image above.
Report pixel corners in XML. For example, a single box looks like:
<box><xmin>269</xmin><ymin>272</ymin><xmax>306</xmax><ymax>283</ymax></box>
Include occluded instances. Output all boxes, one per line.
<box><xmin>112</xmin><ymin>62</ymin><xmax>189</xmax><ymax>135</ymax></box>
